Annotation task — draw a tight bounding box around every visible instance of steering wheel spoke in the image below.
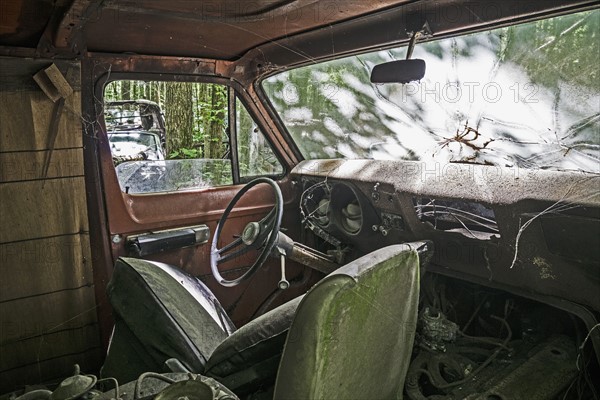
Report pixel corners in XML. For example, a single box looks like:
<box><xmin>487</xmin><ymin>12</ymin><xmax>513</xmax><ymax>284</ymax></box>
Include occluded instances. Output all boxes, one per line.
<box><xmin>210</xmin><ymin>178</ymin><xmax>283</xmax><ymax>287</ymax></box>
<box><xmin>217</xmin><ymin>243</ymin><xmax>253</xmax><ymax>264</ymax></box>
<box><xmin>259</xmin><ymin>208</ymin><xmax>276</xmax><ymax>227</ymax></box>
<box><xmin>217</xmin><ymin>236</ymin><xmax>244</xmax><ymax>255</ymax></box>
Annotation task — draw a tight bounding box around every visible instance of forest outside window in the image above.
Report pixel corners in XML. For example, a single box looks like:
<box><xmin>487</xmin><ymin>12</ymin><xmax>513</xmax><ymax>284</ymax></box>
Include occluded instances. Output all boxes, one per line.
<box><xmin>103</xmin><ymin>80</ymin><xmax>282</xmax><ymax>194</ymax></box>
<box><xmin>263</xmin><ymin>9</ymin><xmax>599</xmax><ymax>173</ymax></box>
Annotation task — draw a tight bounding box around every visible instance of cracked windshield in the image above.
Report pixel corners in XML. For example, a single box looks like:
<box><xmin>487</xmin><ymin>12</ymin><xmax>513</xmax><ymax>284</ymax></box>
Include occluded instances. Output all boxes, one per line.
<box><xmin>263</xmin><ymin>10</ymin><xmax>599</xmax><ymax>173</ymax></box>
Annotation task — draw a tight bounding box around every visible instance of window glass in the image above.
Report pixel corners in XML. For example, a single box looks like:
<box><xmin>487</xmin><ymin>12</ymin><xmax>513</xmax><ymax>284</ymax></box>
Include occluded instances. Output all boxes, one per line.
<box><xmin>105</xmin><ymin>81</ymin><xmax>281</xmax><ymax>194</ymax></box>
<box><xmin>262</xmin><ymin>10</ymin><xmax>599</xmax><ymax>173</ymax></box>
<box><xmin>236</xmin><ymin>97</ymin><xmax>283</xmax><ymax>178</ymax></box>
<box><xmin>104</xmin><ymin>81</ymin><xmax>232</xmax><ymax>193</ymax></box>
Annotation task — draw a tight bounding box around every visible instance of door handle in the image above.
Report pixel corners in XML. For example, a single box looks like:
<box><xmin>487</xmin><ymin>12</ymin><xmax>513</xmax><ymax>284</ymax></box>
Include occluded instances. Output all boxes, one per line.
<box><xmin>126</xmin><ymin>225</ymin><xmax>210</xmax><ymax>257</ymax></box>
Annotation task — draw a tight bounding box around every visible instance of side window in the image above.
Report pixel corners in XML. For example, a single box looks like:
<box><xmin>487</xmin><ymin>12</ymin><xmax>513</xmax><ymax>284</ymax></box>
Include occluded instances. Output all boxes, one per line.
<box><xmin>103</xmin><ymin>80</ymin><xmax>281</xmax><ymax>194</ymax></box>
<box><xmin>236</xmin><ymin>97</ymin><xmax>284</xmax><ymax>179</ymax></box>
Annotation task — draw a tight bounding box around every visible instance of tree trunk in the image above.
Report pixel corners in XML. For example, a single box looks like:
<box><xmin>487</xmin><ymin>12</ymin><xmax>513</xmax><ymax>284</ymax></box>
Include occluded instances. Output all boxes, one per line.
<box><xmin>203</xmin><ymin>85</ymin><xmax>227</xmax><ymax>158</ymax></box>
<box><xmin>165</xmin><ymin>82</ymin><xmax>194</xmax><ymax>156</ymax></box>
<box><xmin>237</xmin><ymin>98</ymin><xmax>253</xmax><ymax>175</ymax></box>
<box><xmin>121</xmin><ymin>80</ymin><xmax>130</xmax><ymax>100</ymax></box>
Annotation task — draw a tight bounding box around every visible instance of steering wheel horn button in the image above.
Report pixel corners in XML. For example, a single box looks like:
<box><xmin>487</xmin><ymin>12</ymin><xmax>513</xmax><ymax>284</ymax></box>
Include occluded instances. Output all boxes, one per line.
<box><xmin>242</xmin><ymin>222</ymin><xmax>261</xmax><ymax>245</ymax></box>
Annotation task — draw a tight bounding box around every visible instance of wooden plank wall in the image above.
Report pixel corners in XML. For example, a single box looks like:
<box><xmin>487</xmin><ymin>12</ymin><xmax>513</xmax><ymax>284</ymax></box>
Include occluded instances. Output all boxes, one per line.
<box><xmin>0</xmin><ymin>58</ymin><xmax>102</xmax><ymax>393</ymax></box>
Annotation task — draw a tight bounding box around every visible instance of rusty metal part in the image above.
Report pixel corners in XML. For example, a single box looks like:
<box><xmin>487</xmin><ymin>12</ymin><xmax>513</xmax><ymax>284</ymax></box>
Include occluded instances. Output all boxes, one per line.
<box><xmin>95</xmin><ymin>373</ymin><xmax>237</xmax><ymax>400</ymax></box>
<box><xmin>419</xmin><ymin>308</ymin><xmax>459</xmax><ymax>352</ymax></box>
<box><xmin>34</xmin><ymin>0</ymin><xmax>72</xmax><ymax>56</ymax></box>
<box><xmin>34</xmin><ymin>0</ymin><xmax>103</xmax><ymax>57</ymax></box>
<box><xmin>406</xmin><ymin>335</ymin><xmax>578</xmax><ymax>400</ymax></box>
<box><xmin>81</xmin><ymin>57</ymin><xmax>119</xmax><ymax>348</ymax></box>
<box><xmin>53</xmin><ymin>0</ymin><xmax>103</xmax><ymax>53</ymax></box>
<box><xmin>288</xmin><ymin>241</ymin><xmax>339</xmax><ymax>275</ymax></box>
<box><xmin>3</xmin><ymin>0</ymin><xmax>595</xmax><ymax>64</ymax></box>
<box><xmin>101</xmin><ymin>0</ymin><xmax>323</xmax><ymax>24</ymax></box>
<box><xmin>478</xmin><ymin>336</ymin><xmax>578</xmax><ymax>400</ymax></box>
<box><xmin>274</xmin><ymin>231</ymin><xmax>340</xmax><ymax>275</ymax></box>
<box><xmin>427</xmin><ymin>265</ymin><xmax>600</xmax><ymax>366</ymax></box>
<box><xmin>83</xmin><ymin>0</ymin><xmax>413</xmax><ymax>59</ymax></box>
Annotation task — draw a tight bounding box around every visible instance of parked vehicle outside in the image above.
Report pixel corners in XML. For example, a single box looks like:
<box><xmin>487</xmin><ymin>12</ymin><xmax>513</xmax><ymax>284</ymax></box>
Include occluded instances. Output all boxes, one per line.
<box><xmin>109</xmin><ymin>131</ymin><xmax>165</xmax><ymax>162</ymax></box>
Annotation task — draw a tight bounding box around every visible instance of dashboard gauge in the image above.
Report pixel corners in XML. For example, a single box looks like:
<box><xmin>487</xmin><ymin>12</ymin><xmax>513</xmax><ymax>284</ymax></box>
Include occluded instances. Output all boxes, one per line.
<box><xmin>331</xmin><ymin>183</ymin><xmax>364</xmax><ymax>235</ymax></box>
<box><xmin>302</xmin><ymin>183</ymin><xmax>332</xmax><ymax>228</ymax></box>
<box><xmin>341</xmin><ymin>200</ymin><xmax>362</xmax><ymax>233</ymax></box>
<box><xmin>314</xmin><ymin>198</ymin><xmax>331</xmax><ymax>226</ymax></box>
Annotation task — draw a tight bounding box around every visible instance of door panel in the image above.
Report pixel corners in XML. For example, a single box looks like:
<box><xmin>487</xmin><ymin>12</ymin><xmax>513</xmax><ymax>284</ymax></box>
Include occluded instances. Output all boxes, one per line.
<box><xmin>106</xmin><ymin>177</ymin><xmax>308</xmax><ymax>327</ymax></box>
<box><xmin>86</xmin><ymin>57</ymin><xmax>309</xmax><ymax>334</ymax></box>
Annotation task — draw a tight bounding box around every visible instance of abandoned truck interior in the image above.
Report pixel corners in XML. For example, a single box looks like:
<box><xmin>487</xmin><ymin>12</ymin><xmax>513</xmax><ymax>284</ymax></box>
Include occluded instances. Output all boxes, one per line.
<box><xmin>1</xmin><ymin>0</ymin><xmax>599</xmax><ymax>399</ymax></box>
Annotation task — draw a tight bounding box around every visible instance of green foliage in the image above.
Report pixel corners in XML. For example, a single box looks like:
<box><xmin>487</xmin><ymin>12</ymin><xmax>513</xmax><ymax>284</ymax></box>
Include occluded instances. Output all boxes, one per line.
<box><xmin>169</xmin><ymin>147</ymin><xmax>202</xmax><ymax>159</ymax></box>
<box><xmin>104</xmin><ymin>80</ymin><xmax>229</xmax><ymax>161</ymax></box>
<box><xmin>263</xmin><ymin>9</ymin><xmax>599</xmax><ymax>171</ymax></box>
<box><xmin>503</xmin><ymin>10</ymin><xmax>599</xmax><ymax>91</ymax></box>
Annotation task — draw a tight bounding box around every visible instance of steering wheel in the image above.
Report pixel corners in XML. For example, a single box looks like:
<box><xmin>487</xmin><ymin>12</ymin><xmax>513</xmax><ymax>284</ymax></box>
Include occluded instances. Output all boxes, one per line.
<box><xmin>210</xmin><ymin>177</ymin><xmax>284</xmax><ymax>287</ymax></box>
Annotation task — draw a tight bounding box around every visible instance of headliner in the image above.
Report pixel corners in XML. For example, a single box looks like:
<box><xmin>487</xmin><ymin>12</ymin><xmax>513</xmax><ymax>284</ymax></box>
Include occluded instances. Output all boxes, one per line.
<box><xmin>0</xmin><ymin>0</ymin><xmax>596</xmax><ymax>62</ymax></box>
<box><xmin>0</xmin><ymin>0</ymin><xmax>413</xmax><ymax>59</ymax></box>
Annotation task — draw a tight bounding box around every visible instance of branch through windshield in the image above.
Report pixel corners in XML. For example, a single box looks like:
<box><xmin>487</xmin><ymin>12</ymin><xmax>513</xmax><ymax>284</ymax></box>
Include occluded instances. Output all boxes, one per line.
<box><xmin>262</xmin><ymin>10</ymin><xmax>599</xmax><ymax>173</ymax></box>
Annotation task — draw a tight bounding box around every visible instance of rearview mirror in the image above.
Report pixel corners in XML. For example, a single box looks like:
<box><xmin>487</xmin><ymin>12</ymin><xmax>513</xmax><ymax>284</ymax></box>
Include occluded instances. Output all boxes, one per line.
<box><xmin>370</xmin><ymin>59</ymin><xmax>426</xmax><ymax>84</ymax></box>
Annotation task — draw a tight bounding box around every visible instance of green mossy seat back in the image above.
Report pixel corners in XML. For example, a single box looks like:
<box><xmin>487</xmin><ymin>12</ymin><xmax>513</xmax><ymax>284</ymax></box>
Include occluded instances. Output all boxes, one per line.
<box><xmin>273</xmin><ymin>244</ymin><xmax>421</xmax><ymax>400</ymax></box>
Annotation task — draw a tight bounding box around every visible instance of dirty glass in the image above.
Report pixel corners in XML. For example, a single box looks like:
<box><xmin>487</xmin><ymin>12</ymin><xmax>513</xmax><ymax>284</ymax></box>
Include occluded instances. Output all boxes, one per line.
<box><xmin>236</xmin><ymin>97</ymin><xmax>284</xmax><ymax>178</ymax></box>
<box><xmin>263</xmin><ymin>10</ymin><xmax>600</xmax><ymax>173</ymax></box>
<box><xmin>104</xmin><ymin>81</ymin><xmax>282</xmax><ymax>193</ymax></box>
<box><xmin>115</xmin><ymin>159</ymin><xmax>232</xmax><ymax>194</ymax></box>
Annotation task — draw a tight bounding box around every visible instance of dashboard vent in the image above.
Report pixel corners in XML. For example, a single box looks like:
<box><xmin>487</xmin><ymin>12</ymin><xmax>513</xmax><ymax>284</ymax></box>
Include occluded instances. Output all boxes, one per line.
<box><xmin>414</xmin><ymin>198</ymin><xmax>499</xmax><ymax>240</ymax></box>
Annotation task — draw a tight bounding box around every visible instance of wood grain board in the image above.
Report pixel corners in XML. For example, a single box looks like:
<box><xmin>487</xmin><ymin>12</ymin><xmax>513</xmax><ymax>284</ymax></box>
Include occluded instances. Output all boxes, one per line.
<box><xmin>0</xmin><ymin>177</ymin><xmax>89</xmax><ymax>243</ymax></box>
<box><xmin>0</xmin><ymin>91</ymin><xmax>83</xmax><ymax>152</ymax></box>
<box><xmin>0</xmin><ymin>323</ymin><xmax>100</xmax><ymax>372</ymax></box>
<box><xmin>0</xmin><ymin>349</ymin><xmax>103</xmax><ymax>392</ymax></box>
<box><xmin>0</xmin><ymin>148</ymin><xmax>84</xmax><ymax>182</ymax></box>
<box><xmin>0</xmin><ymin>233</ymin><xmax>93</xmax><ymax>302</ymax></box>
<box><xmin>0</xmin><ymin>58</ymin><xmax>101</xmax><ymax>393</ymax></box>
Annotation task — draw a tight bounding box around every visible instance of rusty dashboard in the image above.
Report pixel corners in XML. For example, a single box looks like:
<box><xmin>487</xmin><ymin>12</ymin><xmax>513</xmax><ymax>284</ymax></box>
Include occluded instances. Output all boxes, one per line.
<box><xmin>291</xmin><ymin>159</ymin><xmax>600</xmax><ymax>314</ymax></box>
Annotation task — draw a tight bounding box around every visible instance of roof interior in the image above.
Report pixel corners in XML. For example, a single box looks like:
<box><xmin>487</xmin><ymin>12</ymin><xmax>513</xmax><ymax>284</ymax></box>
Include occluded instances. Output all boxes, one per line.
<box><xmin>0</xmin><ymin>0</ymin><xmax>596</xmax><ymax>63</ymax></box>
<box><xmin>0</xmin><ymin>0</ymin><xmax>413</xmax><ymax>59</ymax></box>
